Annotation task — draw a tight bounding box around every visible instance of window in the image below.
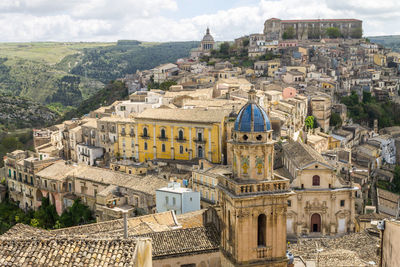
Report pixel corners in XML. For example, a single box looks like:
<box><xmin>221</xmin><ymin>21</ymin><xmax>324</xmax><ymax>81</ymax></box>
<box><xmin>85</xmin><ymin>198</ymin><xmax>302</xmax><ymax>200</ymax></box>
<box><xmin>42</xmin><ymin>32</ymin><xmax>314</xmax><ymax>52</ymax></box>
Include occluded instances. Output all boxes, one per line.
<box><xmin>288</xmin><ymin>200</ymin><xmax>292</xmax><ymax>207</ymax></box>
<box><xmin>180</xmin><ymin>145</ymin><xmax>183</xmax><ymax>154</ymax></box>
<box><xmin>312</xmin><ymin>175</ymin><xmax>320</xmax><ymax>186</ymax></box>
<box><xmin>178</xmin><ymin>130</ymin><xmax>184</xmax><ymax>140</ymax></box>
<box><xmin>143</xmin><ymin>127</ymin><xmax>148</xmax><ymax>137</ymax></box>
<box><xmin>172</xmin><ymin>197</ymin><xmax>176</xmax><ymax>205</ymax></box>
<box><xmin>162</xmin><ymin>144</ymin><xmax>166</xmax><ymax>152</ymax></box>
<box><xmin>68</xmin><ymin>183</ymin><xmax>72</xmax><ymax>192</ymax></box>
<box><xmin>258</xmin><ymin>214</ymin><xmax>266</xmax><ymax>246</ymax></box>
<box><xmin>94</xmin><ymin>189</ymin><xmax>97</xmax><ymax>197</ymax></box>
<box><xmin>165</xmin><ymin>196</ymin><xmax>169</xmax><ymax>204</ymax></box>
<box><xmin>340</xmin><ymin>200</ymin><xmax>345</xmax><ymax>207</ymax></box>
<box><xmin>197</xmin><ymin>132</ymin><xmax>202</xmax><ymax>141</ymax></box>
<box><xmin>161</xmin><ymin>128</ymin><xmax>166</xmax><ymax>139</ymax></box>
<box><xmin>144</xmin><ymin>142</ymin><xmax>148</xmax><ymax>150</ymax></box>
<box><xmin>44</xmin><ymin>180</ymin><xmax>47</xmax><ymax>188</ymax></box>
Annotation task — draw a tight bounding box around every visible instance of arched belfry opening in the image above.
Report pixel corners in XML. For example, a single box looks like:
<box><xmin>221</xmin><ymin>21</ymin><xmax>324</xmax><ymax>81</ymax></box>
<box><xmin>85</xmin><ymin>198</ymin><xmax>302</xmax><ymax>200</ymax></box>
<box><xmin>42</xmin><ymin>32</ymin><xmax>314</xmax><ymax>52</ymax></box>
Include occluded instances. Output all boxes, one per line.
<box><xmin>257</xmin><ymin>214</ymin><xmax>266</xmax><ymax>247</ymax></box>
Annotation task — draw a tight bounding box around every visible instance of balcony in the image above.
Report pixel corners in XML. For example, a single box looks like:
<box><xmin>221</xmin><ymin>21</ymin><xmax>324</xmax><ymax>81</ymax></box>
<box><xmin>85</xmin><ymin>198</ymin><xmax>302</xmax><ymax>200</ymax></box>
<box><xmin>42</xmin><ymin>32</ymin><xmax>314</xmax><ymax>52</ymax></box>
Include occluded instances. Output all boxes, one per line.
<box><xmin>129</xmin><ymin>131</ymin><xmax>135</xmax><ymax>137</ymax></box>
<box><xmin>175</xmin><ymin>137</ymin><xmax>186</xmax><ymax>143</ymax></box>
<box><xmin>193</xmin><ymin>138</ymin><xmax>206</xmax><ymax>144</ymax></box>
<box><xmin>121</xmin><ymin>131</ymin><xmax>126</xmax><ymax>136</ymax></box>
<box><xmin>140</xmin><ymin>135</ymin><xmax>150</xmax><ymax>140</ymax></box>
<box><xmin>158</xmin><ymin>136</ymin><xmax>168</xmax><ymax>141</ymax></box>
<box><xmin>256</xmin><ymin>246</ymin><xmax>272</xmax><ymax>258</ymax></box>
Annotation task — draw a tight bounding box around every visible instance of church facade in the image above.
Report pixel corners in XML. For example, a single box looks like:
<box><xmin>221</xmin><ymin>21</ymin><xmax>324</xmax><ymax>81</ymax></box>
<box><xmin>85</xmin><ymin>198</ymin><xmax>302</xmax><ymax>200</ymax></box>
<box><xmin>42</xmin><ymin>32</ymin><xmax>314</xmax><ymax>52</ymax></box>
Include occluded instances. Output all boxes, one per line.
<box><xmin>281</xmin><ymin>142</ymin><xmax>356</xmax><ymax>237</ymax></box>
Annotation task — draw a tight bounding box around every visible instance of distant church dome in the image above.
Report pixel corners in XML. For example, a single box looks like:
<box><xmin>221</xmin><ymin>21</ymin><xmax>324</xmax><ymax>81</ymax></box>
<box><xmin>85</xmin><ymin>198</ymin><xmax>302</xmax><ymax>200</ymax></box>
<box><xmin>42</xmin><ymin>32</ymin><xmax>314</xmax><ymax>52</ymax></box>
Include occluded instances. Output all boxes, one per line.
<box><xmin>202</xmin><ymin>27</ymin><xmax>214</xmax><ymax>42</ymax></box>
<box><xmin>234</xmin><ymin>88</ymin><xmax>271</xmax><ymax>132</ymax></box>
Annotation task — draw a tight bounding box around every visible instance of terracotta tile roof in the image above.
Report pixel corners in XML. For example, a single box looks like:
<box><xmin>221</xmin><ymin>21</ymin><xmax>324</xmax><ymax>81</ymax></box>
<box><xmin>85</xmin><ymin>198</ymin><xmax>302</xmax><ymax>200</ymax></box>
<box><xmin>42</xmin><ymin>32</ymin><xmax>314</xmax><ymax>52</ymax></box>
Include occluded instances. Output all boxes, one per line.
<box><xmin>0</xmin><ymin>225</ymin><xmax>219</xmax><ymax>265</ymax></box>
<box><xmin>142</xmin><ymin>226</ymin><xmax>220</xmax><ymax>259</ymax></box>
<box><xmin>281</xmin><ymin>19</ymin><xmax>361</xmax><ymax>23</ymax></box>
<box><xmin>282</xmin><ymin>141</ymin><xmax>332</xmax><ymax>169</ymax></box>
<box><xmin>51</xmin><ymin>211</ymin><xmax>178</xmax><ymax>237</ymax></box>
<box><xmin>135</xmin><ymin>108</ymin><xmax>228</xmax><ymax>123</ymax></box>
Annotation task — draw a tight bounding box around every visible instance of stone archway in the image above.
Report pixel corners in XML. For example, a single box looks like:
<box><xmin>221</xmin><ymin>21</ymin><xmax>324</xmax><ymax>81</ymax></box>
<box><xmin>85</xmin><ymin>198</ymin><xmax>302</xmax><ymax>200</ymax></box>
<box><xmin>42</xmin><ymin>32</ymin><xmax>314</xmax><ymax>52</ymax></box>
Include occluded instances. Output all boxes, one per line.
<box><xmin>311</xmin><ymin>213</ymin><xmax>321</xmax><ymax>233</ymax></box>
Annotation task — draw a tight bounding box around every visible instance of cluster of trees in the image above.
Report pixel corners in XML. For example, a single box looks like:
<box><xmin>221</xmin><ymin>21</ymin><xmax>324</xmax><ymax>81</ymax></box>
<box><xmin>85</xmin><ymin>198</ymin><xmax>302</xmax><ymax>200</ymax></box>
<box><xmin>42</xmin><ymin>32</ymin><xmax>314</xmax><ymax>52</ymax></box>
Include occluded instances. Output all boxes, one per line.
<box><xmin>71</xmin><ymin>42</ymin><xmax>199</xmax><ymax>84</ymax></box>
<box><xmin>62</xmin><ymin>80</ymin><xmax>128</xmax><ymax>121</ymax></box>
<box><xmin>147</xmin><ymin>78</ymin><xmax>177</xmax><ymax>91</ymax></box>
<box><xmin>0</xmin><ymin>195</ymin><xmax>94</xmax><ymax>234</ymax></box>
<box><xmin>305</xmin><ymin>115</ymin><xmax>317</xmax><ymax>130</ymax></box>
<box><xmin>341</xmin><ymin>91</ymin><xmax>400</xmax><ymax>128</ymax></box>
<box><xmin>45</xmin><ymin>75</ymin><xmax>83</xmax><ymax>106</ymax></box>
<box><xmin>330</xmin><ymin>112</ymin><xmax>343</xmax><ymax>128</ymax></box>
<box><xmin>0</xmin><ymin>131</ymin><xmax>33</xmax><ymax>167</ymax></box>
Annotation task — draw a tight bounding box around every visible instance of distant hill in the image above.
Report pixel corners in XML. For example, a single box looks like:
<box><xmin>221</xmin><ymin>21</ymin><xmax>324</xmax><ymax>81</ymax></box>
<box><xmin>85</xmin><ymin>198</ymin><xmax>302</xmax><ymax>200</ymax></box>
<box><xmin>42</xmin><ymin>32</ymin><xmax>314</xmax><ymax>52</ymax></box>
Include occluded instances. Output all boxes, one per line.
<box><xmin>0</xmin><ymin>41</ymin><xmax>199</xmax><ymax>106</ymax></box>
<box><xmin>368</xmin><ymin>35</ymin><xmax>400</xmax><ymax>52</ymax></box>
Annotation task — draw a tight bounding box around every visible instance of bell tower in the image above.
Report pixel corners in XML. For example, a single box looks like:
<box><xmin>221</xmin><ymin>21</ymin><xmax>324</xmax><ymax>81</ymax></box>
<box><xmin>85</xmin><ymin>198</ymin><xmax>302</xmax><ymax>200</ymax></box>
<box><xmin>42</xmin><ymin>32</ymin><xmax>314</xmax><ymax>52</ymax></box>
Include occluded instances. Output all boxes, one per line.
<box><xmin>220</xmin><ymin>88</ymin><xmax>292</xmax><ymax>267</ymax></box>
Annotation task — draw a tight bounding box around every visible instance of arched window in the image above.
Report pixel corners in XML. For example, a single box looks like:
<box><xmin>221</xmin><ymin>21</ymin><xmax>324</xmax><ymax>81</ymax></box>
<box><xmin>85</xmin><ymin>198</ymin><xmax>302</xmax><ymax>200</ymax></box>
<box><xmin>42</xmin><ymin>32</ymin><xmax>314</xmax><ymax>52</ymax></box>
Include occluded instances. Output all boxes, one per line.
<box><xmin>162</xmin><ymin>144</ymin><xmax>166</xmax><ymax>152</ymax></box>
<box><xmin>312</xmin><ymin>175</ymin><xmax>320</xmax><ymax>186</ymax></box>
<box><xmin>179</xmin><ymin>145</ymin><xmax>183</xmax><ymax>154</ymax></box>
<box><xmin>143</xmin><ymin>127</ymin><xmax>148</xmax><ymax>137</ymax></box>
<box><xmin>178</xmin><ymin>130</ymin><xmax>184</xmax><ymax>140</ymax></box>
<box><xmin>257</xmin><ymin>214</ymin><xmax>266</xmax><ymax>247</ymax></box>
<box><xmin>144</xmin><ymin>142</ymin><xmax>148</xmax><ymax>150</ymax></box>
<box><xmin>198</xmin><ymin>146</ymin><xmax>203</xmax><ymax>158</ymax></box>
<box><xmin>161</xmin><ymin>128</ymin><xmax>166</xmax><ymax>139</ymax></box>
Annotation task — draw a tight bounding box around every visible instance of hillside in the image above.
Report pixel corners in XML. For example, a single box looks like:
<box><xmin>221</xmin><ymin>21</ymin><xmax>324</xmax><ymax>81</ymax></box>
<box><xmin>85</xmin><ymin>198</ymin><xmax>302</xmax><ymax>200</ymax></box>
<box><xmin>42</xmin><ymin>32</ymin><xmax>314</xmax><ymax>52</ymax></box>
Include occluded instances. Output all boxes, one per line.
<box><xmin>368</xmin><ymin>35</ymin><xmax>400</xmax><ymax>52</ymax></box>
<box><xmin>0</xmin><ymin>94</ymin><xmax>59</xmax><ymax>130</ymax></box>
<box><xmin>0</xmin><ymin>41</ymin><xmax>199</xmax><ymax>106</ymax></box>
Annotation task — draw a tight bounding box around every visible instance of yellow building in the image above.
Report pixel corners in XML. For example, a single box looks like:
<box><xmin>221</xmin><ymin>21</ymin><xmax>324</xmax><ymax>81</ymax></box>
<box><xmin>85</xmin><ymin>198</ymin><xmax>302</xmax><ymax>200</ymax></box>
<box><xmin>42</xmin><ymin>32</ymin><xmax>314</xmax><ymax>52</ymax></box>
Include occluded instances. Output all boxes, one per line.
<box><xmin>116</xmin><ymin>118</ymin><xmax>135</xmax><ymax>159</ymax></box>
<box><xmin>373</xmin><ymin>53</ymin><xmax>387</xmax><ymax>67</ymax></box>
<box><xmin>267</xmin><ymin>59</ymin><xmax>280</xmax><ymax>77</ymax></box>
<box><xmin>133</xmin><ymin>108</ymin><xmax>228</xmax><ymax>163</ymax></box>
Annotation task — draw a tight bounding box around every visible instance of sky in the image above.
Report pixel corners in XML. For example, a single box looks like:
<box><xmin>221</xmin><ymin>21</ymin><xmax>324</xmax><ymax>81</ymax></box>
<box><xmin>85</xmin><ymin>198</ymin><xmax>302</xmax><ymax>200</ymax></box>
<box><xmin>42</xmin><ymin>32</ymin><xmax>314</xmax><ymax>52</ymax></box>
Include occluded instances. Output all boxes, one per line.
<box><xmin>0</xmin><ymin>0</ymin><xmax>399</xmax><ymax>42</ymax></box>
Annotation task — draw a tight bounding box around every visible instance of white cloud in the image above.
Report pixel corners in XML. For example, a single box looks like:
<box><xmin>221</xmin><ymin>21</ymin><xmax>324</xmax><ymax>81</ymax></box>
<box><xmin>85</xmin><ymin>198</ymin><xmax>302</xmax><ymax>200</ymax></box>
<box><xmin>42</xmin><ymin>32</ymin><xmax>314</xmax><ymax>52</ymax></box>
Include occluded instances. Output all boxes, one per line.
<box><xmin>0</xmin><ymin>0</ymin><xmax>398</xmax><ymax>42</ymax></box>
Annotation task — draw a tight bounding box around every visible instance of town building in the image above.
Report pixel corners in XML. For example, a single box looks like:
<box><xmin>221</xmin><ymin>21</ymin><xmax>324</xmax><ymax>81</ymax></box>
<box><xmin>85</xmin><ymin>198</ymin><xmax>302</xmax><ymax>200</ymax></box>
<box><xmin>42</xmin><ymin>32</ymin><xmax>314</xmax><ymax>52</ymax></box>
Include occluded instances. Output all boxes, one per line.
<box><xmin>156</xmin><ymin>182</ymin><xmax>200</xmax><ymax>215</ymax></box>
<box><xmin>133</xmin><ymin>108</ymin><xmax>228</xmax><ymax>163</ymax></box>
<box><xmin>264</xmin><ymin>18</ymin><xmax>363</xmax><ymax>40</ymax></box>
<box><xmin>190</xmin><ymin>28</ymin><xmax>216</xmax><ymax>60</ymax></box>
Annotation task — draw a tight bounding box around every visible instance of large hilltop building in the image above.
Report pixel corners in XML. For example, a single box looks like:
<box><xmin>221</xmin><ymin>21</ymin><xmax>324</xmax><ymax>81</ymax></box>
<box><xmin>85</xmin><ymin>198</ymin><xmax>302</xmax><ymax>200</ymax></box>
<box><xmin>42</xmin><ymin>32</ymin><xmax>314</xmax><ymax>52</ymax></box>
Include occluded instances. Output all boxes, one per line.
<box><xmin>264</xmin><ymin>18</ymin><xmax>363</xmax><ymax>40</ymax></box>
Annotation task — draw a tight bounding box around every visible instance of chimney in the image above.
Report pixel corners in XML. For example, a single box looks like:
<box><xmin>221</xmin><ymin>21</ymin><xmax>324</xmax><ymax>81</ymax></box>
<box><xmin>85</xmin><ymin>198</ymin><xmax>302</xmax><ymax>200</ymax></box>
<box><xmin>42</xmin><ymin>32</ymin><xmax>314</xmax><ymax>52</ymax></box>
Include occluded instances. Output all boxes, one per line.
<box><xmin>123</xmin><ymin>210</ymin><xmax>129</xmax><ymax>239</ymax></box>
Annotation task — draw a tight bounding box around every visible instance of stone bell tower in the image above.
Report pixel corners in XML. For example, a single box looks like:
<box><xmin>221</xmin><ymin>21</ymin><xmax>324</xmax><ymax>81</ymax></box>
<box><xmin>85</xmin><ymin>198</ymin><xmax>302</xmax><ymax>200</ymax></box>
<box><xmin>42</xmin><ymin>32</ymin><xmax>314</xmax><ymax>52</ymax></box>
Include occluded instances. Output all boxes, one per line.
<box><xmin>220</xmin><ymin>88</ymin><xmax>292</xmax><ymax>267</ymax></box>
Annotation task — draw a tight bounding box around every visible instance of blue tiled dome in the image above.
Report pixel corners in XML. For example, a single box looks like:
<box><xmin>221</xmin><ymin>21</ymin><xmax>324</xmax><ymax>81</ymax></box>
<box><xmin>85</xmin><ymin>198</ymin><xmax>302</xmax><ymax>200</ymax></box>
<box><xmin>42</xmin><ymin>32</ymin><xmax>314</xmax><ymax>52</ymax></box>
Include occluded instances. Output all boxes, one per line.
<box><xmin>234</xmin><ymin>103</ymin><xmax>271</xmax><ymax>132</ymax></box>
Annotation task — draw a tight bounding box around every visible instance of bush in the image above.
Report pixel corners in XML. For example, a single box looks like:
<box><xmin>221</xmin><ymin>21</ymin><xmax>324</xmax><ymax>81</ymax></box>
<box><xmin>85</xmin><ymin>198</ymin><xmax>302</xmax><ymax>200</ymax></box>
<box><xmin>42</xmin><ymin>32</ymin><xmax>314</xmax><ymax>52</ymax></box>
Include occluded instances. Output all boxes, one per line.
<box><xmin>325</xmin><ymin>27</ymin><xmax>341</xmax><ymax>38</ymax></box>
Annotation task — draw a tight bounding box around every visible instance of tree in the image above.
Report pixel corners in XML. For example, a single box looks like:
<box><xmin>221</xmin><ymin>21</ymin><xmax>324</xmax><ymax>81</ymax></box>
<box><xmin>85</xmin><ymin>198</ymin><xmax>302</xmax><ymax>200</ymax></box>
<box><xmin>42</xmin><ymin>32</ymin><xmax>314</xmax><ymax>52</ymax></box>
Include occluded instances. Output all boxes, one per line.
<box><xmin>242</xmin><ymin>38</ymin><xmax>250</xmax><ymax>47</ymax></box>
<box><xmin>330</xmin><ymin>113</ymin><xmax>342</xmax><ymax>128</ymax></box>
<box><xmin>59</xmin><ymin>198</ymin><xmax>94</xmax><ymax>228</ymax></box>
<box><xmin>282</xmin><ymin>26</ymin><xmax>295</xmax><ymax>39</ymax></box>
<box><xmin>159</xmin><ymin>80</ymin><xmax>177</xmax><ymax>91</ymax></box>
<box><xmin>325</xmin><ymin>27</ymin><xmax>341</xmax><ymax>38</ymax></box>
<box><xmin>305</xmin><ymin>116</ymin><xmax>315</xmax><ymax>130</ymax></box>
<box><xmin>33</xmin><ymin>197</ymin><xmax>59</xmax><ymax>229</ymax></box>
<box><xmin>351</xmin><ymin>27</ymin><xmax>363</xmax><ymax>39</ymax></box>
<box><xmin>219</xmin><ymin>42</ymin><xmax>230</xmax><ymax>56</ymax></box>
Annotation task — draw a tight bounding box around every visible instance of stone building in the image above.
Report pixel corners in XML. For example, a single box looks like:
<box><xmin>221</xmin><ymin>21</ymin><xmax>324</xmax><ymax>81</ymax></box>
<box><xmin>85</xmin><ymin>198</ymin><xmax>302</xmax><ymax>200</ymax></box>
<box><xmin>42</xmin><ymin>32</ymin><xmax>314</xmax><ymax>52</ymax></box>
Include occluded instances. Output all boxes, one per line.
<box><xmin>281</xmin><ymin>141</ymin><xmax>356</xmax><ymax>237</ymax></box>
<box><xmin>221</xmin><ymin>88</ymin><xmax>292</xmax><ymax>267</ymax></box>
<box><xmin>264</xmin><ymin>18</ymin><xmax>363</xmax><ymax>40</ymax></box>
<box><xmin>310</xmin><ymin>95</ymin><xmax>332</xmax><ymax>132</ymax></box>
<box><xmin>191</xmin><ymin>28</ymin><xmax>216</xmax><ymax>59</ymax></box>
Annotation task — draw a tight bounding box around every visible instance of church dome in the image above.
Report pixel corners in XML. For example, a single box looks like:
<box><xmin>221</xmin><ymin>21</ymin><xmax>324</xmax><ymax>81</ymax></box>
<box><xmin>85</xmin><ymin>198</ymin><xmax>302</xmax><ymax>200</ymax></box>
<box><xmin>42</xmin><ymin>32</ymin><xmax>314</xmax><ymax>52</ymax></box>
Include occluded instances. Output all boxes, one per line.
<box><xmin>234</xmin><ymin>88</ymin><xmax>271</xmax><ymax>132</ymax></box>
<box><xmin>202</xmin><ymin>28</ymin><xmax>214</xmax><ymax>42</ymax></box>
